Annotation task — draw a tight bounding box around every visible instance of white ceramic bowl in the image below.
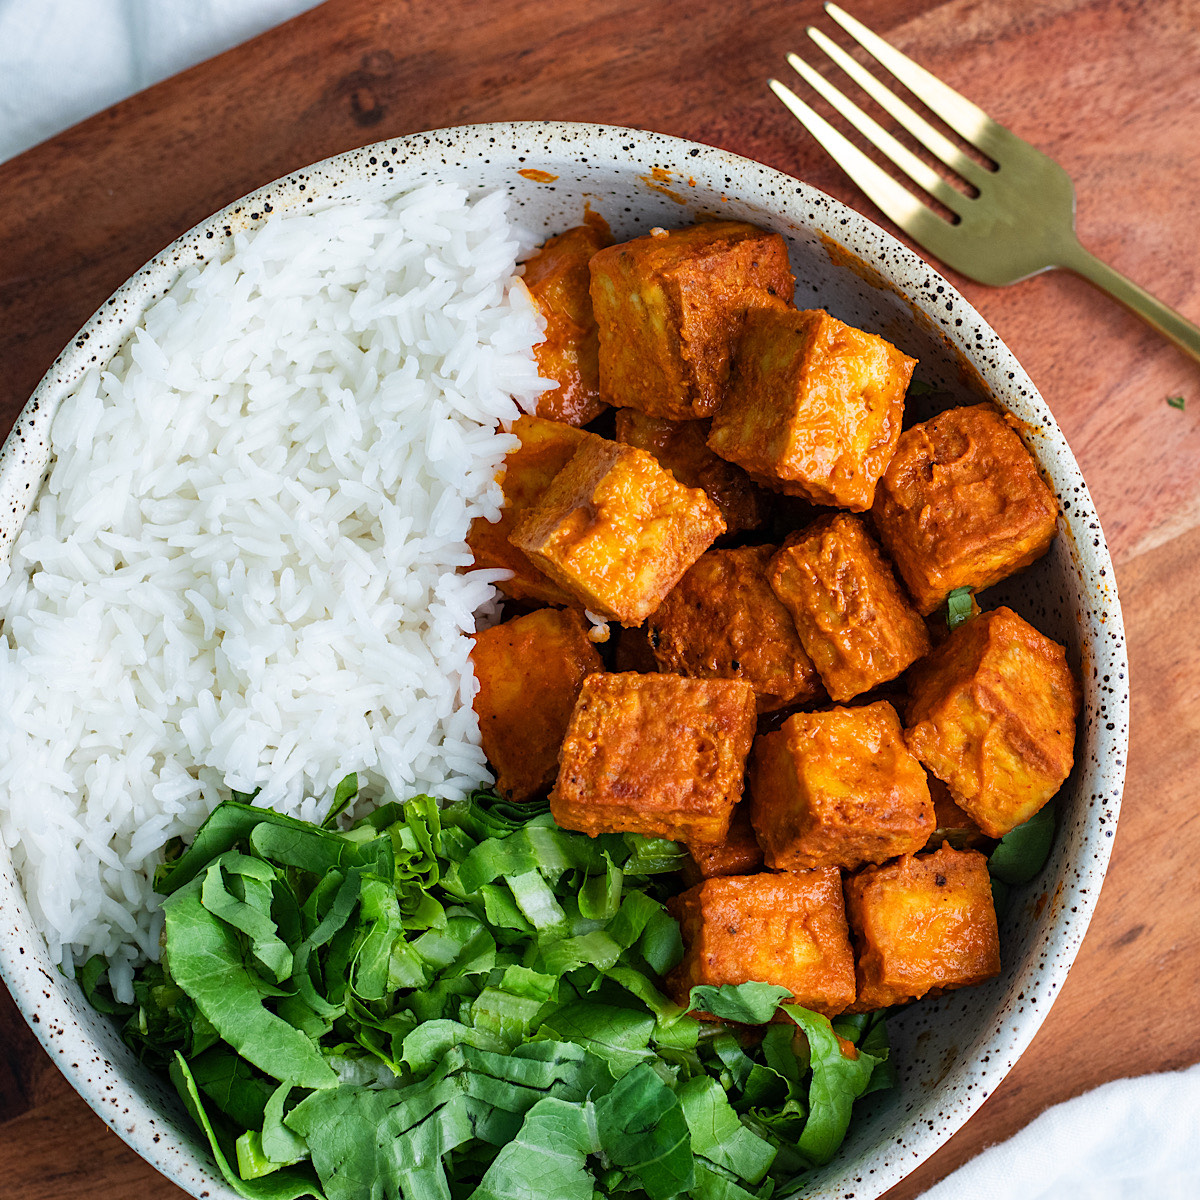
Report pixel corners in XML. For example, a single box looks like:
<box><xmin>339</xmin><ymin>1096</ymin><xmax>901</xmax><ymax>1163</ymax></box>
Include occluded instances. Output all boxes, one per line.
<box><xmin>0</xmin><ymin>122</ymin><xmax>1128</xmax><ymax>1199</ymax></box>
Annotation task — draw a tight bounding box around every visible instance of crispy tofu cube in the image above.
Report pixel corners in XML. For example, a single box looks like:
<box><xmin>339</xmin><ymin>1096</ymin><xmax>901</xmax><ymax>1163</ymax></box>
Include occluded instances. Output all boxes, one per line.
<box><xmin>646</xmin><ymin>545</ymin><xmax>823</xmax><ymax>712</ymax></box>
<box><xmin>683</xmin><ymin>803</ymin><xmax>764</xmax><ymax>883</ymax></box>
<box><xmin>768</xmin><ymin>514</ymin><xmax>930</xmax><ymax>702</ymax></box>
<box><xmin>904</xmin><ymin>606</ymin><xmax>1080</xmax><ymax>838</ymax></box>
<box><xmin>749</xmin><ymin>701</ymin><xmax>933</xmax><ymax>872</ymax></box>
<box><xmin>590</xmin><ymin>221</ymin><xmax>794</xmax><ymax>421</ymax></box>
<box><xmin>871</xmin><ymin>404</ymin><xmax>1059</xmax><ymax>614</ymax></box>
<box><xmin>550</xmin><ymin>673</ymin><xmax>756</xmax><ymax>843</ymax></box>
<box><xmin>923</xmin><ymin>776</ymin><xmax>991</xmax><ymax>852</ymax></box>
<box><xmin>524</xmin><ymin>224</ymin><xmax>614</xmax><ymax>427</ymax></box>
<box><xmin>707</xmin><ymin>308</ymin><xmax>914</xmax><ymax>511</ymax></box>
<box><xmin>510</xmin><ymin>439</ymin><xmax>725</xmax><ymax>626</ymax></box>
<box><xmin>844</xmin><ymin>845</ymin><xmax>1000</xmax><ymax>1011</ymax></box>
<box><xmin>667</xmin><ymin>870</ymin><xmax>856</xmax><ymax>1019</ymax></box>
<box><xmin>471</xmin><ymin>609</ymin><xmax>604</xmax><ymax>802</ymax></box>
<box><xmin>615</xmin><ymin>409</ymin><xmax>768</xmax><ymax>535</ymax></box>
<box><xmin>466</xmin><ymin>415</ymin><xmax>596</xmax><ymax>605</ymax></box>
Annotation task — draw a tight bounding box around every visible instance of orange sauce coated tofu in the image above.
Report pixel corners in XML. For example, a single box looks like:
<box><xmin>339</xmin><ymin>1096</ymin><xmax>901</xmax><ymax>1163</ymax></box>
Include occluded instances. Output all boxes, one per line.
<box><xmin>524</xmin><ymin>225</ymin><xmax>614</xmax><ymax>427</ymax></box>
<box><xmin>707</xmin><ymin>308</ymin><xmax>914</xmax><ymax>511</ymax></box>
<box><xmin>589</xmin><ymin>222</ymin><xmax>795</xmax><ymax>421</ymax></box>
<box><xmin>471</xmin><ymin>608</ymin><xmax>604</xmax><ymax>803</ymax></box>
<box><xmin>750</xmin><ymin>701</ymin><xmax>933</xmax><ymax>872</ymax></box>
<box><xmin>614</xmin><ymin>409</ymin><xmax>768</xmax><ymax>535</ymax></box>
<box><xmin>871</xmin><ymin>404</ymin><xmax>1059</xmax><ymax>614</ymax></box>
<box><xmin>768</xmin><ymin>514</ymin><xmax>930</xmax><ymax>702</ymax></box>
<box><xmin>904</xmin><ymin>606</ymin><xmax>1081</xmax><ymax>838</ymax></box>
<box><xmin>683</xmin><ymin>803</ymin><xmax>765</xmax><ymax>883</ymax></box>
<box><xmin>550</xmin><ymin>673</ymin><xmax>756</xmax><ymax>843</ymax></box>
<box><xmin>466</xmin><ymin>415</ymin><xmax>596</xmax><ymax>605</ymax></box>
<box><xmin>510</xmin><ymin>439</ymin><xmax>725</xmax><ymax>626</ymax></box>
<box><xmin>646</xmin><ymin>545</ymin><xmax>823</xmax><ymax>713</ymax></box>
<box><xmin>844</xmin><ymin>845</ymin><xmax>1000</xmax><ymax>1011</ymax></box>
<box><xmin>667</xmin><ymin>870</ymin><xmax>856</xmax><ymax>1019</ymax></box>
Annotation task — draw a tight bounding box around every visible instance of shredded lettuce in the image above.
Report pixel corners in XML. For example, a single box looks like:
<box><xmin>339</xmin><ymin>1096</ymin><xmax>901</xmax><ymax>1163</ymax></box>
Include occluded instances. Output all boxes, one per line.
<box><xmin>86</xmin><ymin>783</ymin><xmax>893</xmax><ymax>1199</ymax></box>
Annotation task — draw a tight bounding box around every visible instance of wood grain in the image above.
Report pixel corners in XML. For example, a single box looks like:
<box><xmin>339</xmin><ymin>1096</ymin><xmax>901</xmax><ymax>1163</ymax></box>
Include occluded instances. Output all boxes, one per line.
<box><xmin>2</xmin><ymin>0</ymin><xmax>1198</xmax><ymax>1196</ymax></box>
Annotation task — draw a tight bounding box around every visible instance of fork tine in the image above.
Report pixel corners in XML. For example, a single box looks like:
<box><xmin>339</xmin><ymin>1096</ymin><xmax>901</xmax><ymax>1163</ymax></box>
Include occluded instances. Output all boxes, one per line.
<box><xmin>824</xmin><ymin>3</ymin><xmax>1008</xmax><ymax>158</ymax></box>
<box><xmin>805</xmin><ymin>28</ymin><xmax>990</xmax><ymax>188</ymax></box>
<box><xmin>785</xmin><ymin>51</ymin><xmax>970</xmax><ymax>217</ymax></box>
<box><xmin>768</xmin><ymin>78</ymin><xmax>958</xmax><ymax>255</ymax></box>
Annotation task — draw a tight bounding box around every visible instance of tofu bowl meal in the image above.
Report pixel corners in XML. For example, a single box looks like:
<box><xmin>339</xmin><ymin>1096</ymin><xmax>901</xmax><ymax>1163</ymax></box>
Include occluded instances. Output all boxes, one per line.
<box><xmin>0</xmin><ymin>123</ymin><xmax>1128</xmax><ymax>1200</ymax></box>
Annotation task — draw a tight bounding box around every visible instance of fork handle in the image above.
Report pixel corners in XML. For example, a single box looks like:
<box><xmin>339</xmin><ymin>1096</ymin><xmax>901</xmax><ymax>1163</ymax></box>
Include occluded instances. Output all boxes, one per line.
<box><xmin>1060</xmin><ymin>241</ymin><xmax>1200</xmax><ymax>367</ymax></box>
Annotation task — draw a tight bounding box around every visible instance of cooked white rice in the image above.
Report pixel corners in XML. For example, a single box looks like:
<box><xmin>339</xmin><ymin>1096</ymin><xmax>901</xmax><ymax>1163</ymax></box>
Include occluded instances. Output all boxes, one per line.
<box><xmin>0</xmin><ymin>184</ymin><xmax>548</xmax><ymax>1001</ymax></box>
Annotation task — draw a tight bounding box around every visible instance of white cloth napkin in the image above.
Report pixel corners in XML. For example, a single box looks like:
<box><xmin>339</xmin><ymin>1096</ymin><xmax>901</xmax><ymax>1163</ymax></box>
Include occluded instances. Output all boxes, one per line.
<box><xmin>0</xmin><ymin>0</ymin><xmax>319</xmax><ymax>163</ymax></box>
<box><xmin>923</xmin><ymin>1061</ymin><xmax>1200</xmax><ymax>1199</ymax></box>
<box><xmin>1</xmin><ymin>2</ymin><xmax>1197</xmax><ymax>1197</ymax></box>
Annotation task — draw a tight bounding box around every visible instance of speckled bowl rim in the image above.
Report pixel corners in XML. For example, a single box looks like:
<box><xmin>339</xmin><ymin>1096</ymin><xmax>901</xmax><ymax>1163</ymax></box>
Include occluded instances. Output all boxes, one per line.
<box><xmin>0</xmin><ymin>121</ymin><xmax>1128</xmax><ymax>1200</ymax></box>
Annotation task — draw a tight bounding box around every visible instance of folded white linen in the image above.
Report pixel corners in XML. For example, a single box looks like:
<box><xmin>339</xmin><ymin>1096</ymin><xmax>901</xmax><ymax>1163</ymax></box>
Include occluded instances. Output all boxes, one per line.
<box><xmin>0</xmin><ymin>0</ymin><xmax>319</xmax><ymax>163</ymax></box>
<box><xmin>922</xmin><ymin>1061</ymin><xmax>1200</xmax><ymax>1199</ymax></box>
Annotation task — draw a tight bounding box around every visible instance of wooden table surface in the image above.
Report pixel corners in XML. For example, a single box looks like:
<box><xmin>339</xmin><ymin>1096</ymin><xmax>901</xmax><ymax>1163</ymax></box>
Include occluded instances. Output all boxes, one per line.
<box><xmin>2</xmin><ymin>0</ymin><xmax>1198</xmax><ymax>1196</ymax></box>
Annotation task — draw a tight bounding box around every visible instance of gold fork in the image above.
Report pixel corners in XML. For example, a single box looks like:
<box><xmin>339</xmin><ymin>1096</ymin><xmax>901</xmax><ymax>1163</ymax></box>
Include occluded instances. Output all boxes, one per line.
<box><xmin>770</xmin><ymin>3</ymin><xmax>1200</xmax><ymax>366</ymax></box>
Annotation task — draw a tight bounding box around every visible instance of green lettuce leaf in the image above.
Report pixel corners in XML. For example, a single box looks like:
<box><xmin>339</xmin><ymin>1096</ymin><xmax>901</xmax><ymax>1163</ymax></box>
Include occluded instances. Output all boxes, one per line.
<box><xmin>320</xmin><ymin>774</ymin><xmax>359</xmax><ymax>830</ymax></box>
<box><xmin>593</xmin><ymin>1063</ymin><xmax>694</xmax><ymax>1199</ymax></box>
<box><xmin>784</xmin><ymin>1007</ymin><xmax>881</xmax><ymax>1166</ymax></box>
<box><xmin>162</xmin><ymin>880</ymin><xmax>337</xmax><ymax>1090</ymax></box>
<box><xmin>989</xmin><ymin>802</ymin><xmax>1056</xmax><ymax>885</ymax></box>
<box><xmin>677</xmin><ymin>1075</ymin><xmax>776</xmax><ymax>1183</ymax></box>
<box><xmin>170</xmin><ymin>1053</ymin><xmax>321</xmax><ymax>1200</ymax></box>
<box><xmin>470</xmin><ymin>1096</ymin><xmax>596</xmax><ymax>1200</ymax></box>
<box><xmin>687</xmin><ymin>982</ymin><xmax>793</xmax><ymax>1025</ymax></box>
